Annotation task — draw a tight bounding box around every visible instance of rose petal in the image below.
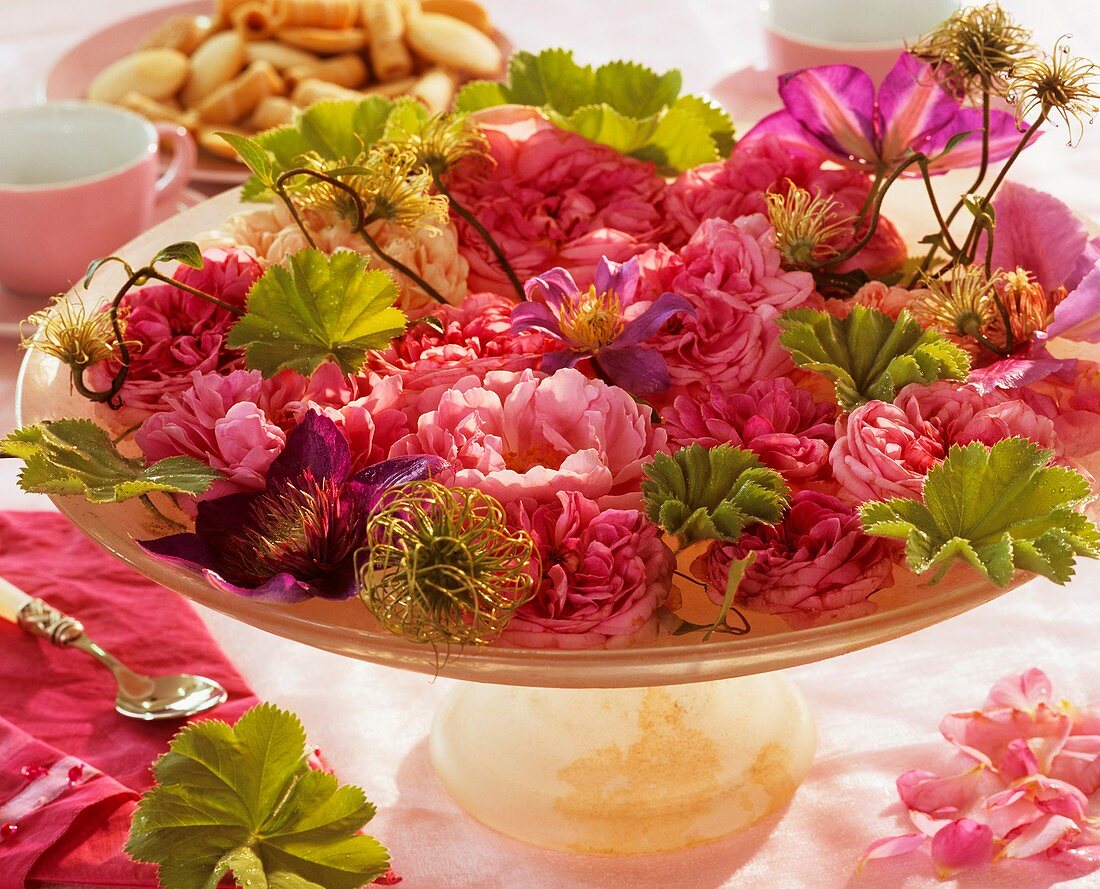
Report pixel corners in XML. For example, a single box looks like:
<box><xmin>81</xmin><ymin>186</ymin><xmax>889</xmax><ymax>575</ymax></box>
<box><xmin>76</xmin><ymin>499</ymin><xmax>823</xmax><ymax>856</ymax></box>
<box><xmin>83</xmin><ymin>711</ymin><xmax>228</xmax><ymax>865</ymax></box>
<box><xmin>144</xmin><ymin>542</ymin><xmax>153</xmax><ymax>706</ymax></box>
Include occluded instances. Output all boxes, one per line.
<box><xmin>930</xmin><ymin>818</ymin><xmax>994</xmax><ymax>879</ymax></box>
<box><xmin>897</xmin><ymin>767</ymin><xmax>985</xmax><ymax>818</ymax></box>
<box><xmin>858</xmin><ymin>833</ymin><xmax>927</xmax><ymax>871</ymax></box>
<box><xmin>986</xmin><ymin>668</ymin><xmax>1056</xmax><ymax>710</ymax></box>
<box><xmin>1001</xmin><ymin>738</ymin><xmax>1041</xmax><ymax>782</ymax></box>
<box><xmin>1001</xmin><ymin>814</ymin><xmax>1080</xmax><ymax>859</ymax></box>
<box><xmin>967</xmin><ymin>356</ymin><xmax>1076</xmax><ymax>393</ymax></box>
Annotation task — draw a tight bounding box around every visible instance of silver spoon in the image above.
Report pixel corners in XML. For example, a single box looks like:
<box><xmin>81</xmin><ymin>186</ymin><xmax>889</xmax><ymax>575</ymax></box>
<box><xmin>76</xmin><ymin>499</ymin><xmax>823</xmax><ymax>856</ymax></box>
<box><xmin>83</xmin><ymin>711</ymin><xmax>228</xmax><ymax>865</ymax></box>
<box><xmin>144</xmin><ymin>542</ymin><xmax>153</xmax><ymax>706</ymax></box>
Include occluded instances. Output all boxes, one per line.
<box><xmin>0</xmin><ymin>577</ymin><xmax>227</xmax><ymax>721</ymax></box>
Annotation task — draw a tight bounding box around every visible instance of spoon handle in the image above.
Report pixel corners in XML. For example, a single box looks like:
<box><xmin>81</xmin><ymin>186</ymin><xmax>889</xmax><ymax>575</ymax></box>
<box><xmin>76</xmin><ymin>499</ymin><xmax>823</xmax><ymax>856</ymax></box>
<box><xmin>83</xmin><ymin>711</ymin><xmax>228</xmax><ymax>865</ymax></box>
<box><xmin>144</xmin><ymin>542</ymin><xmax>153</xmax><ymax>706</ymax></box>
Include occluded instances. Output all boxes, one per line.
<box><xmin>14</xmin><ymin>597</ymin><xmax>87</xmax><ymax>647</ymax></box>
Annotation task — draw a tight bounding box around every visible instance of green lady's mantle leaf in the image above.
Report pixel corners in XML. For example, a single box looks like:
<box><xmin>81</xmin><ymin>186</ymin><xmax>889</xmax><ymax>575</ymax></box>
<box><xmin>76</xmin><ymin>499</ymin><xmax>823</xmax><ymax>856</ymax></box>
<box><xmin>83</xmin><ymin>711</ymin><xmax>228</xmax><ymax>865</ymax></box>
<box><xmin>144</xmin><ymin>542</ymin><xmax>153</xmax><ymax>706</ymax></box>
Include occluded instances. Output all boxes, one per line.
<box><xmin>126</xmin><ymin>703</ymin><xmax>388</xmax><ymax>889</ymax></box>
<box><xmin>235</xmin><ymin>96</ymin><xmax>421</xmax><ymax>201</ymax></box>
<box><xmin>455</xmin><ymin>48</ymin><xmax>734</xmax><ymax>173</ymax></box>
<box><xmin>0</xmin><ymin>419</ymin><xmax>220</xmax><ymax>503</ymax></box>
<box><xmin>227</xmin><ymin>248</ymin><xmax>406</xmax><ymax>376</ymax></box>
<box><xmin>860</xmin><ymin>438</ymin><xmax>1100</xmax><ymax>586</ymax></box>
<box><xmin>642</xmin><ymin>444</ymin><xmax>789</xmax><ymax>545</ymax></box>
<box><xmin>777</xmin><ymin>306</ymin><xmax>971</xmax><ymax>411</ymax></box>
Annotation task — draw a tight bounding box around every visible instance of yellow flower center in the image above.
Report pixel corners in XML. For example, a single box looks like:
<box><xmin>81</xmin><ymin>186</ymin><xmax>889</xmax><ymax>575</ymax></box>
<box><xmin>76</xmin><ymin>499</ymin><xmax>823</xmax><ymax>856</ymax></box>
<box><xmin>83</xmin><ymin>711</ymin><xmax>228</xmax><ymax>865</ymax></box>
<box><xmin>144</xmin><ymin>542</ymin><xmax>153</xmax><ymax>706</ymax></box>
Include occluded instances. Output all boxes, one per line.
<box><xmin>557</xmin><ymin>285</ymin><xmax>625</xmax><ymax>352</ymax></box>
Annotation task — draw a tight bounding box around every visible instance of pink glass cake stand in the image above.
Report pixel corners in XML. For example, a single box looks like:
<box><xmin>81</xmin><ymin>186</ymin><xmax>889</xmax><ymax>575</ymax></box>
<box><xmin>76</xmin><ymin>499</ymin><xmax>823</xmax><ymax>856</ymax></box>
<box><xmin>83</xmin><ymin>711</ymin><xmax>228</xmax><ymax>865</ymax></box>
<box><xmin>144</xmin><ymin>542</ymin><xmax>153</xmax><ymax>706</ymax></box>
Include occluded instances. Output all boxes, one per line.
<box><xmin>17</xmin><ymin>189</ymin><xmax>1094</xmax><ymax>855</ymax></box>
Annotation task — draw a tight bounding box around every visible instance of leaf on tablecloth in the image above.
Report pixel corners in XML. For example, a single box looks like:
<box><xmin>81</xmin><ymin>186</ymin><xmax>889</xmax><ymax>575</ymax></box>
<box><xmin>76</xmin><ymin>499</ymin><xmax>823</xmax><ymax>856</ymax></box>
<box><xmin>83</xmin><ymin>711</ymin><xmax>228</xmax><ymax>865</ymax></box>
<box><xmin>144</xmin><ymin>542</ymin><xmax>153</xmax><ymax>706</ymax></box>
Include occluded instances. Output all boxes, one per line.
<box><xmin>126</xmin><ymin>703</ymin><xmax>389</xmax><ymax>889</ymax></box>
<box><xmin>860</xmin><ymin>437</ymin><xmax>1100</xmax><ymax>585</ymax></box>
<box><xmin>0</xmin><ymin>419</ymin><xmax>220</xmax><ymax>502</ymax></box>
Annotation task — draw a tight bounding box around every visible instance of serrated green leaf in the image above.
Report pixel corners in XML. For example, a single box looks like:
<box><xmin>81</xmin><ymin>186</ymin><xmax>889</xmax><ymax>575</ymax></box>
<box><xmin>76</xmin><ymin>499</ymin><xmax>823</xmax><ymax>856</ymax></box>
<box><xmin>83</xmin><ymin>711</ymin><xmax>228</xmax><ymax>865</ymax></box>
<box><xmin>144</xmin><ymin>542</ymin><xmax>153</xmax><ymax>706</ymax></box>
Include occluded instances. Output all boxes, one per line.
<box><xmin>217</xmin><ymin>132</ymin><xmax>275</xmax><ymax>186</ymax></box>
<box><xmin>860</xmin><ymin>438</ymin><xmax>1100</xmax><ymax>587</ymax></box>
<box><xmin>227</xmin><ymin>248</ymin><xmax>406</xmax><ymax>376</ymax></box>
<box><xmin>777</xmin><ymin>306</ymin><xmax>971</xmax><ymax>411</ymax></box>
<box><xmin>152</xmin><ymin>241</ymin><xmax>204</xmax><ymax>270</ymax></box>
<box><xmin>454</xmin><ymin>79</ymin><xmax>510</xmax><ymax>113</ymax></box>
<box><xmin>632</xmin><ymin>104</ymin><xmax>721</xmax><ymax>174</ymax></box>
<box><xmin>671</xmin><ymin>94</ymin><xmax>735</xmax><ymax>157</ymax></box>
<box><xmin>0</xmin><ymin>419</ymin><xmax>220</xmax><ymax>503</ymax></box>
<box><xmin>126</xmin><ymin>704</ymin><xmax>388</xmax><ymax>889</ymax></box>
<box><xmin>459</xmin><ymin>48</ymin><xmax>725</xmax><ymax>172</ymax></box>
<box><xmin>642</xmin><ymin>444</ymin><xmax>789</xmax><ymax>544</ymax></box>
<box><xmin>592</xmin><ymin>60</ymin><xmax>681</xmax><ymax>118</ymax></box>
<box><xmin>242</xmin><ymin>96</ymin><xmax>402</xmax><ymax>201</ymax></box>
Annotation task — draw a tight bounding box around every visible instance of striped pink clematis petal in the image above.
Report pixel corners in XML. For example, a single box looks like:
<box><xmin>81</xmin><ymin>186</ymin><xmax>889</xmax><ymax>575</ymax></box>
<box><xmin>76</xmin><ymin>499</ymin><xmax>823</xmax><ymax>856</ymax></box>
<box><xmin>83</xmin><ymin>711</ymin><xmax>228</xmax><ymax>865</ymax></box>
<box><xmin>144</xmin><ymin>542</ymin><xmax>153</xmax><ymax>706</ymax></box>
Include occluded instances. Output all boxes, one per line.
<box><xmin>775</xmin><ymin>65</ymin><xmax>879</xmax><ymax>164</ymax></box>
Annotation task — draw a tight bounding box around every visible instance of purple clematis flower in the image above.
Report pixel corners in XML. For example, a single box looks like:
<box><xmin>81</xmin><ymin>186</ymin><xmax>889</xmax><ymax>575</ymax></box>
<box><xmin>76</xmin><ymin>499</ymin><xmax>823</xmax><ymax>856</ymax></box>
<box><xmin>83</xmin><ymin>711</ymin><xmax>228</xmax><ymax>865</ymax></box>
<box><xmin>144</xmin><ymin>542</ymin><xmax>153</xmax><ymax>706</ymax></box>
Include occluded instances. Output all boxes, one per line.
<box><xmin>744</xmin><ymin>52</ymin><xmax>1026</xmax><ymax>175</ymax></box>
<box><xmin>141</xmin><ymin>411</ymin><xmax>442</xmax><ymax>603</ymax></box>
<box><xmin>512</xmin><ymin>256</ymin><xmax>692</xmax><ymax>396</ymax></box>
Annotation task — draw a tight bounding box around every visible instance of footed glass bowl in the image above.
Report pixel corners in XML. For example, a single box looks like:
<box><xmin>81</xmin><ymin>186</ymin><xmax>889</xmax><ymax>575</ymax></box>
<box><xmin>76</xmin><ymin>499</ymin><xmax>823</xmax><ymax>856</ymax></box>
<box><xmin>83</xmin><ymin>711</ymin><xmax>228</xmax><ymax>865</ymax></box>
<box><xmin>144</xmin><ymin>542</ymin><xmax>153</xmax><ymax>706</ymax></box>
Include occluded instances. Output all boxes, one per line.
<box><xmin>17</xmin><ymin>189</ymin><xmax>1090</xmax><ymax>854</ymax></box>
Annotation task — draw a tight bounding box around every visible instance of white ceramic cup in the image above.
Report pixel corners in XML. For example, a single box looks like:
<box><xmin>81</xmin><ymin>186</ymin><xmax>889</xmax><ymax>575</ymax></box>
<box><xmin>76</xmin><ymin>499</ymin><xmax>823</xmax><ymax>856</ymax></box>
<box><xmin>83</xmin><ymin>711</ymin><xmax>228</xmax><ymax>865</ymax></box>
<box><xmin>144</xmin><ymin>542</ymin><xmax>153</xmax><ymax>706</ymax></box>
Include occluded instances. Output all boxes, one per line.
<box><xmin>0</xmin><ymin>101</ymin><xmax>196</xmax><ymax>296</ymax></box>
<box><xmin>763</xmin><ymin>0</ymin><xmax>960</xmax><ymax>82</ymax></box>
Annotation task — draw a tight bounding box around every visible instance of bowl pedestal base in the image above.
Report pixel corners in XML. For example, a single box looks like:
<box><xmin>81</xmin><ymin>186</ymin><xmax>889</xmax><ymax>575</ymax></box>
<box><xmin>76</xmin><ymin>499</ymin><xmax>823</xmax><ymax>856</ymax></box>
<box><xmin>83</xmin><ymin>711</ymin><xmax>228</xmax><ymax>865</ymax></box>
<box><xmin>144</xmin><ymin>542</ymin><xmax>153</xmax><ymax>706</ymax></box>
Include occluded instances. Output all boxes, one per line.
<box><xmin>429</xmin><ymin>671</ymin><xmax>816</xmax><ymax>854</ymax></box>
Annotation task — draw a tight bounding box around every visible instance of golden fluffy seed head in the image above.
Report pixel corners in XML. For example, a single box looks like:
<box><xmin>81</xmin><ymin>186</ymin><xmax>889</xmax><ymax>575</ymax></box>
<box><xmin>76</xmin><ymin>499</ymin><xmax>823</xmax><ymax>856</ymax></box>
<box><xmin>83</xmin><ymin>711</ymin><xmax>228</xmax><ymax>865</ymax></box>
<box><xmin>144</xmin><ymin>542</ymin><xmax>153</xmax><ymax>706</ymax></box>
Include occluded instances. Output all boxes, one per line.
<box><xmin>912</xmin><ymin>265</ymin><xmax>997</xmax><ymax>337</ymax></box>
<box><xmin>910</xmin><ymin>3</ymin><xmax>1034</xmax><ymax>99</ymax></box>
<box><xmin>765</xmin><ymin>183</ymin><xmax>853</xmax><ymax>269</ymax></box>
<box><xmin>21</xmin><ymin>296</ymin><xmax>121</xmax><ymax>369</ymax></box>
<box><xmin>359</xmin><ymin>481</ymin><xmax>537</xmax><ymax>647</ymax></box>
<box><xmin>1007</xmin><ymin>37</ymin><xmax>1100</xmax><ymax>144</ymax></box>
<box><xmin>396</xmin><ymin>112</ymin><xmax>489</xmax><ymax>176</ymax></box>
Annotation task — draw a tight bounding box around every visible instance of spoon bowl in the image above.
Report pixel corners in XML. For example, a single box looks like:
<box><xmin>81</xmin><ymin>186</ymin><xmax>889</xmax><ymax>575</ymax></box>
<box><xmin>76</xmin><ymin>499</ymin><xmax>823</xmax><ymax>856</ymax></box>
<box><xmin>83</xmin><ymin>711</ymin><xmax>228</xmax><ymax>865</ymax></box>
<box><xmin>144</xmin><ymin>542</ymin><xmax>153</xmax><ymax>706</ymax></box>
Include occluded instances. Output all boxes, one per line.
<box><xmin>114</xmin><ymin>672</ymin><xmax>228</xmax><ymax>721</ymax></box>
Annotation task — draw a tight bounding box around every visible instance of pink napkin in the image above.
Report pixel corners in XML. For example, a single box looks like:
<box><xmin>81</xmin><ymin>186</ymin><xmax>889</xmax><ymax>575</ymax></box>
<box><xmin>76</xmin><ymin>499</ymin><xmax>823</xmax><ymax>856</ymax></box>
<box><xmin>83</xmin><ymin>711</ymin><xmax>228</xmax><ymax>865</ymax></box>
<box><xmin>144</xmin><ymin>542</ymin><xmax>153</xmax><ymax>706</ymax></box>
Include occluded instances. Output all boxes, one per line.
<box><xmin>0</xmin><ymin>510</ymin><xmax>259</xmax><ymax>887</ymax></box>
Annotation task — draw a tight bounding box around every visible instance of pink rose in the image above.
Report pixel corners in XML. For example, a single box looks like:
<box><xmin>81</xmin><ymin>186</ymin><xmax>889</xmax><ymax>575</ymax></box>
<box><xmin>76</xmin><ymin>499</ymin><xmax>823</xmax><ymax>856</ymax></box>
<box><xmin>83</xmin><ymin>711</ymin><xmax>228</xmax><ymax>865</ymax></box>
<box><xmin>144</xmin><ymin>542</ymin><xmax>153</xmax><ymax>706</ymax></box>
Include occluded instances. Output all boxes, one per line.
<box><xmin>87</xmin><ymin>248</ymin><xmax>262</xmax><ymax>425</ymax></box>
<box><xmin>366</xmin><ymin>292</ymin><xmax>550</xmax><ymax>417</ymax></box>
<box><xmin>217</xmin><ymin>203</ymin><xmax>470</xmax><ymax>318</ymax></box>
<box><xmin>831</xmin><ymin>399</ymin><xmax>945</xmax><ymax>502</ymax></box>
<box><xmin>135</xmin><ymin>369</ymin><xmax>286</xmax><ymax>500</ymax></box>
<box><xmin>665</xmin><ymin>135</ymin><xmax>907</xmax><ymax>275</ymax></box>
<box><xmin>445</xmin><ymin>106</ymin><xmax>669</xmax><ymax>294</ymax></box>
<box><xmin>388</xmin><ymin>367</ymin><xmax>666</xmax><ymax>508</ymax></box>
<box><xmin>662</xmin><ymin>378</ymin><xmax>836</xmax><ymax>483</ymax></box>
<box><xmin>650</xmin><ymin>217</ymin><xmax>813</xmax><ymax>401</ymax></box>
<box><xmin>501</xmin><ymin>491</ymin><xmax>674</xmax><ymax>649</ymax></box>
<box><xmin>832</xmin><ymin>382</ymin><xmax>1059</xmax><ymax>502</ymax></box>
<box><xmin>1024</xmin><ymin>360</ymin><xmax>1100</xmax><ymax>459</ymax></box>
<box><xmin>701</xmin><ymin>490</ymin><xmax>895</xmax><ymax>618</ymax></box>
<box><xmin>304</xmin><ymin>374</ymin><xmax>410</xmax><ymax>472</ymax></box>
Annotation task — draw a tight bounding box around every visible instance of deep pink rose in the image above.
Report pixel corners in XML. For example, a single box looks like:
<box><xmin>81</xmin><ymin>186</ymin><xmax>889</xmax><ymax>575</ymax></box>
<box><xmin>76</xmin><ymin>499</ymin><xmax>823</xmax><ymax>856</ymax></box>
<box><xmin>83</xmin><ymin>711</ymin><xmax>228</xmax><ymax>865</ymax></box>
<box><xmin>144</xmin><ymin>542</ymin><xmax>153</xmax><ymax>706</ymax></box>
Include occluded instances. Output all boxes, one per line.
<box><xmin>305</xmin><ymin>374</ymin><xmax>410</xmax><ymax>472</ymax></box>
<box><xmin>501</xmin><ymin>491</ymin><xmax>674</xmax><ymax>649</ymax></box>
<box><xmin>445</xmin><ymin>107</ymin><xmax>669</xmax><ymax>294</ymax></box>
<box><xmin>135</xmin><ymin>369</ymin><xmax>285</xmax><ymax>500</ymax></box>
<box><xmin>388</xmin><ymin>367</ymin><xmax>666</xmax><ymax>508</ymax></box>
<box><xmin>663</xmin><ymin>378</ymin><xmax>836</xmax><ymax>483</ymax></box>
<box><xmin>87</xmin><ymin>248</ymin><xmax>262</xmax><ymax>424</ymax></box>
<box><xmin>665</xmin><ymin>135</ymin><xmax>907</xmax><ymax>276</ymax></box>
<box><xmin>701</xmin><ymin>490</ymin><xmax>895</xmax><ymax>618</ymax></box>
<box><xmin>650</xmin><ymin>216</ymin><xmax>813</xmax><ymax>401</ymax></box>
<box><xmin>366</xmin><ymin>292</ymin><xmax>550</xmax><ymax>418</ymax></box>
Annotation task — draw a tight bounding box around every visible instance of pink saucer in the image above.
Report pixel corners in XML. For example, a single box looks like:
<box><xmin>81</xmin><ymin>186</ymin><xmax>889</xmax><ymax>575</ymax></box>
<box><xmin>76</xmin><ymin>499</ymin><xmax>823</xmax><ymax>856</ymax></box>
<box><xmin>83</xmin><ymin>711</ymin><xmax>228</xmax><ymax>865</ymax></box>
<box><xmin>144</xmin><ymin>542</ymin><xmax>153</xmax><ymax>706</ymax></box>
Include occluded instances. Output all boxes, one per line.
<box><xmin>708</xmin><ymin>65</ymin><xmax>782</xmax><ymax>131</ymax></box>
<box><xmin>0</xmin><ymin>187</ymin><xmax>206</xmax><ymax>337</ymax></box>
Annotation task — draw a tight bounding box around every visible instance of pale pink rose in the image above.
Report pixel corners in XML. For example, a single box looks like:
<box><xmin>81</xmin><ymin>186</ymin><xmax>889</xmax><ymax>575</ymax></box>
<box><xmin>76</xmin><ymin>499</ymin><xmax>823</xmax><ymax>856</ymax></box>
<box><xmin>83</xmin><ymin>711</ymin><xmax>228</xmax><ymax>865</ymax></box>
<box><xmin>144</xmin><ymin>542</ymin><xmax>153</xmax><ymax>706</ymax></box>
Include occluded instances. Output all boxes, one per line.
<box><xmin>862</xmin><ymin>669</ymin><xmax>1100</xmax><ymax>879</ymax></box>
<box><xmin>825</xmin><ymin>281</ymin><xmax>923</xmax><ymax>320</ymax></box>
<box><xmin>501</xmin><ymin>491</ymin><xmax>674</xmax><ymax>649</ymax></box>
<box><xmin>366</xmin><ymin>292</ymin><xmax>551</xmax><ymax>417</ymax></box>
<box><xmin>1024</xmin><ymin>360</ymin><xmax>1100</xmax><ymax>459</ymax></box>
<box><xmin>87</xmin><ymin>248</ymin><xmax>262</xmax><ymax>425</ymax></box>
<box><xmin>831</xmin><ymin>399</ymin><xmax>945</xmax><ymax>502</ymax></box>
<box><xmin>897</xmin><ymin>381</ymin><xmax>1058</xmax><ymax>453</ymax></box>
<box><xmin>700</xmin><ymin>490</ymin><xmax>895</xmax><ymax>619</ymax></box>
<box><xmin>662</xmin><ymin>378</ymin><xmax>836</xmax><ymax>484</ymax></box>
<box><xmin>135</xmin><ymin>369</ymin><xmax>286</xmax><ymax>500</ymax></box>
<box><xmin>650</xmin><ymin>217</ymin><xmax>813</xmax><ymax>401</ymax></box>
<box><xmin>388</xmin><ymin>367</ymin><xmax>666</xmax><ymax>508</ymax></box>
<box><xmin>445</xmin><ymin>106</ymin><xmax>669</xmax><ymax>294</ymax></box>
<box><xmin>833</xmin><ymin>382</ymin><xmax>1060</xmax><ymax>502</ymax></box>
<box><xmin>218</xmin><ymin>202</ymin><xmax>469</xmax><ymax>318</ymax></box>
<box><xmin>665</xmin><ymin>134</ymin><xmax>907</xmax><ymax>276</ymax></box>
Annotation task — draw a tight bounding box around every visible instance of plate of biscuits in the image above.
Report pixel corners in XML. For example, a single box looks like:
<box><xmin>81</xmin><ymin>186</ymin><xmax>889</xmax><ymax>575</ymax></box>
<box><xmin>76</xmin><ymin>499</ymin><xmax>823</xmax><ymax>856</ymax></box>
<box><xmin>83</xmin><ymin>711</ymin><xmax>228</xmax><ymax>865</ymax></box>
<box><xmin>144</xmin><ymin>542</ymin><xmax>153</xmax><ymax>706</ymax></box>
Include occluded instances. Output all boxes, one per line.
<box><xmin>47</xmin><ymin>0</ymin><xmax>508</xmax><ymax>184</ymax></box>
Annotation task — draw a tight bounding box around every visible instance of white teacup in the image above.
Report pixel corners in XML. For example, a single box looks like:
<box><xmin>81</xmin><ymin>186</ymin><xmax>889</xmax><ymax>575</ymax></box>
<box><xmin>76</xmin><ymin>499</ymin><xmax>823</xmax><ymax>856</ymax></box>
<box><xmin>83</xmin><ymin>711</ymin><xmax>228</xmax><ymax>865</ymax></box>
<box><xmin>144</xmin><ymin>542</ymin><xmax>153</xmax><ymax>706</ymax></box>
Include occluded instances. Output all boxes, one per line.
<box><xmin>0</xmin><ymin>101</ymin><xmax>196</xmax><ymax>296</ymax></box>
<box><xmin>763</xmin><ymin>0</ymin><xmax>960</xmax><ymax>81</ymax></box>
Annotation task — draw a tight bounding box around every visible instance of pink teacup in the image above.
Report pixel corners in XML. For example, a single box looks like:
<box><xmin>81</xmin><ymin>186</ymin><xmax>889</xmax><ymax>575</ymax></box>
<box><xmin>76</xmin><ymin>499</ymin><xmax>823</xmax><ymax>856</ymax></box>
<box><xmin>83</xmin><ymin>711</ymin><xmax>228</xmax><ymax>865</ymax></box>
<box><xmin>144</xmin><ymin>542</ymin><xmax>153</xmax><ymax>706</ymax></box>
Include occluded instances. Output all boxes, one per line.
<box><xmin>0</xmin><ymin>101</ymin><xmax>196</xmax><ymax>296</ymax></box>
<box><xmin>764</xmin><ymin>0</ymin><xmax>959</xmax><ymax>83</ymax></box>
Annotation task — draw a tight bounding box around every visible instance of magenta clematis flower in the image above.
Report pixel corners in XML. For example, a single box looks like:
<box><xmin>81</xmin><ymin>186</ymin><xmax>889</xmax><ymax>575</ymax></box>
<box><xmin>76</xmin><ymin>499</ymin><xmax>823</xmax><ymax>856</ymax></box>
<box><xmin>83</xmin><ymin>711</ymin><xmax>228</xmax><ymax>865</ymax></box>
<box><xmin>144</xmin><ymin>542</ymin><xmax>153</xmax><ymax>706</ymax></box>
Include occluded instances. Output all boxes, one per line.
<box><xmin>140</xmin><ymin>411</ymin><xmax>442</xmax><ymax>602</ymax></box>
<box><xmin>744</xmin><ymin>52</ymin><xmax>1025</xmax><ymax>175</ymax></box>
<box><xmin>511</xmin><ymin>256</ymin><xmax>692</xmax><ymax>396</ymax></box>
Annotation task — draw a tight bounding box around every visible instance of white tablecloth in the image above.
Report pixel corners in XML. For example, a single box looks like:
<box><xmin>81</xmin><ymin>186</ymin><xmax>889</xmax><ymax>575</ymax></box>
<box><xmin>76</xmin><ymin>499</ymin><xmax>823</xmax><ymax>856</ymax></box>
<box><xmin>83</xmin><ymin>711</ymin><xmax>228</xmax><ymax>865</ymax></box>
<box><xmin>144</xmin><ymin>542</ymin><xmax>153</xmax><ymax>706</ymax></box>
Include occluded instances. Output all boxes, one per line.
<box><xmin>2</xmin><ymin>3</ymin><xmax>1100</xmax><ymax>887</ymax></box>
